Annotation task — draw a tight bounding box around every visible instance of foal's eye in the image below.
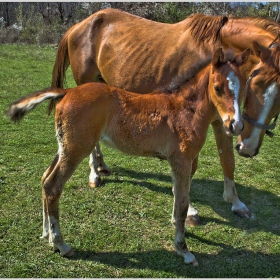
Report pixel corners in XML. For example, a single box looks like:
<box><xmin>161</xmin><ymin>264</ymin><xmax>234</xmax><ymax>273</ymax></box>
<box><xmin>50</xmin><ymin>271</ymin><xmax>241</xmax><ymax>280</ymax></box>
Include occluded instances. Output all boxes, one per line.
<box><xmin>214</xmin><ymin>85</ymin><xmax>222</xmax><ymax>94</ymax></box>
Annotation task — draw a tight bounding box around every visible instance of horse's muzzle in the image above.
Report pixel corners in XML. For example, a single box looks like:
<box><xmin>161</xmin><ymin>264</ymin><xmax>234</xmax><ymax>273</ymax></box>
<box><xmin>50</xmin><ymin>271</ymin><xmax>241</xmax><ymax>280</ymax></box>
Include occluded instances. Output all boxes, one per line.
<box><xmin>235</xmin><ymin>142</ymin><xmax>259</xmax><ymax>158</ymax></box>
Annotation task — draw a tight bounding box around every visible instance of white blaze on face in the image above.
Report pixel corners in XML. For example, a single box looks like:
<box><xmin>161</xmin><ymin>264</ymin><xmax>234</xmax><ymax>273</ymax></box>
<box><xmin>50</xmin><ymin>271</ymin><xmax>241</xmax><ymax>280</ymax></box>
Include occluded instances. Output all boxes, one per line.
<box><xmin>226</xmin><ymin>71</ymin><xmax>242</xmax><ymax>124</ymax></box>
<box><xmin>241</xmin><ymin>82</ymin><xmax>278</xmax><ymax>154</ymax></box>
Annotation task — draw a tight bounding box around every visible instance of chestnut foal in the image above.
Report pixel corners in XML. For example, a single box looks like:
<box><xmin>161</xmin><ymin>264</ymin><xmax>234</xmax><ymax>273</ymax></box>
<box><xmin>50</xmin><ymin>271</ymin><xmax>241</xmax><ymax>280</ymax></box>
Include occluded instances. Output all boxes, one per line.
<box><xmin>6</xmin><ymin>48</ymin><xmax>248</xmax><ymax>265</ymax></box>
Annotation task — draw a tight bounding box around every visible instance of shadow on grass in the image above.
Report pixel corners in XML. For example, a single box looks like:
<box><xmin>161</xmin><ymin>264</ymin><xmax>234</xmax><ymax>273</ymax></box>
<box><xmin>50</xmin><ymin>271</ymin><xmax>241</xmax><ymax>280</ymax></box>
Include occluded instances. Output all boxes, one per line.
<box><xmin>102</xmin><ymin>166</ymin><xmax>280</xmax><ymax>236</ymax></box>
<box><xmin>69</xmin><ymin>240</ymin><xmax>280</xmax><ymax>277</ymax></box>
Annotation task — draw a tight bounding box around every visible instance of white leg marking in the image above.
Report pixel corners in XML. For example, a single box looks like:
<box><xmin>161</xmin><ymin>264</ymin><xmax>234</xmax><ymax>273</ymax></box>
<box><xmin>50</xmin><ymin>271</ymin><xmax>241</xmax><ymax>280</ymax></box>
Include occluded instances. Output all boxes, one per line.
<box><xmin>187</xmin><ymin>203</ymin><xmax>198</xmax><ymax>217</ymax></box>
<box><xmin>89</xmin><ymin>152</ymin><xmax>101</xmax><ymax>187</ymax></box>
<box><xmin>223</xmin><ymin>176</ymin><xmax>246</xmax><ymax>210</ymax></box>
<box><xmin>41</xmin><ymin>209</ymin><xmax>49</xmax><ymax>240</ymax></box>
<box><xmin>223</xmin><ymin>176</ymin><xmax>253</xmax><ymax>218</ymax></box>
<box><xmin>49</xmin><ymin>215</ymin><xmax>72</xmax><ymax>256</ymax></box>
<box><xmin>175</xmin><ymin>231</ymin><xmax>198</xmax><ymax>266</ymax></box>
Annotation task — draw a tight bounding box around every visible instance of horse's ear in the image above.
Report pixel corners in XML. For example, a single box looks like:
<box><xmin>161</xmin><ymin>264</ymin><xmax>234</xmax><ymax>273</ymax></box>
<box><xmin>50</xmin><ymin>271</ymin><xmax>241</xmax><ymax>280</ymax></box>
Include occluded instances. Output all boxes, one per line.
<box><xmin>212</xmin><ymin>48</ymin><xmax>225</xmax><ymax>71</ymax></box>
<box><xmin>252</xmin><ymin>41</ymin><xmax>270</xmax><ymax>62</ymax></box>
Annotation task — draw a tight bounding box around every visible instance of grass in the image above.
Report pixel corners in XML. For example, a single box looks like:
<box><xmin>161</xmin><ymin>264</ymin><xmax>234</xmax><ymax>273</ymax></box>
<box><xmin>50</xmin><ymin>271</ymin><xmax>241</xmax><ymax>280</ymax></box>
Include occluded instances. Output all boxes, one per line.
<box><xmin>1</xmin><ymin>44</ymin><xmax>280</xmax><ymax>277</ymax></box>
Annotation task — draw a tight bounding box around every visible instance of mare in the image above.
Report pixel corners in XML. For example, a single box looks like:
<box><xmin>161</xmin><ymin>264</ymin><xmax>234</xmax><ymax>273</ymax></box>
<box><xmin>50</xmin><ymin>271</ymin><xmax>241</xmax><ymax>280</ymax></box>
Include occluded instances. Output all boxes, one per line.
<box><xmin>6</xmin><ymin>48</ymin><xmax>248</xmax><ymax>265</ymax></box>
<box><xmin>51</xmin><ymin>9</ymin><xmax>280</xmax><ymax>221</ymax></box>
<box><xmin>236</xmin><ymin>42</ymin><xmax>280</xmax><ymax>157</ymax></box>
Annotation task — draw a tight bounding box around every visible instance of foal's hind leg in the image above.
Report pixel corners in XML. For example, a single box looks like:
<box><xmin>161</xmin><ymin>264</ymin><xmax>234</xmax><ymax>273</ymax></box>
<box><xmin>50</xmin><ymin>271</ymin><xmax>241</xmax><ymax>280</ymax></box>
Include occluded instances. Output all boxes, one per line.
<box><xmin>95</xmin><ymin>143</ymin><xmax>111</xmax><ymax>176</ymax></box>
<box><xmin>40</xmin><ymin>154</ymin><xmax>59</xmax><ymax>240</ymax></box>
<box><xmin>42</xmin><ymin>155</ymin><xmax>80</xmax><ymax>256</ymax></box>
<box><xmin>89</xmin><ymin>143</ymin><xmax>111</xmax><ymax>188</ymax></box>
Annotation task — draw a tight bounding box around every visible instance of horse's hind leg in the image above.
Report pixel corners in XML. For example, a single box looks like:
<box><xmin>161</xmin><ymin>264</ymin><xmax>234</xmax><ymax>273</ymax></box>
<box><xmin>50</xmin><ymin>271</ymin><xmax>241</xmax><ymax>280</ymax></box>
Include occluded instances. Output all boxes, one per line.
<box><xmin>89</xmin><ymin>143</ymin><xmax>111</xmax><ymax>188</ymax></box>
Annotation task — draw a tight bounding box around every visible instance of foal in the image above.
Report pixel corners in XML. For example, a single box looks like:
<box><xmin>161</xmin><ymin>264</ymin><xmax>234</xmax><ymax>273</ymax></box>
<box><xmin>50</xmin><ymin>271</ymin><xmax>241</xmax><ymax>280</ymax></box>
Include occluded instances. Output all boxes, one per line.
<box><xmin>6</xmin><ymin>48</ymin><xmax>248</xmax><ymax>265</ymax></box>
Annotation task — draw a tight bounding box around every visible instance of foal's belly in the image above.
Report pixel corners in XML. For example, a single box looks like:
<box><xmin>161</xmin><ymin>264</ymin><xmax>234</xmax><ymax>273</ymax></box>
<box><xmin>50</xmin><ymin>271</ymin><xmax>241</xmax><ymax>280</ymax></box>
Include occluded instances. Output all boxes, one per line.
<box><xmin>100</xmin><ymin>132</ymin><xmax>170</xmax><ymax>159</ymax></box>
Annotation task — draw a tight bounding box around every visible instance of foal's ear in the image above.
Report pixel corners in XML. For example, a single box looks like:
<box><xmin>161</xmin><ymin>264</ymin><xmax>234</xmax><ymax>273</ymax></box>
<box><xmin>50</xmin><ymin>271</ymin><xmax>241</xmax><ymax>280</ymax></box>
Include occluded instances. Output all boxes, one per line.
<box><xmin>241</xmin><ymin>48</ymin><xmax>250</xmax><ymax>64</ymax></box>
<box><xmin>212</xmin><ymin>48</ymin><xmax>225</xmax><ymax>70</ymax></box>
<box><xmin>235</xmin><ymin>48</ymin><xmax>250</xmax><ymax>66</ymax></box>
<box><xmin>252</xmin><ymin>41</ymin><xmax>270</xmax><ymax>62</ymax></box>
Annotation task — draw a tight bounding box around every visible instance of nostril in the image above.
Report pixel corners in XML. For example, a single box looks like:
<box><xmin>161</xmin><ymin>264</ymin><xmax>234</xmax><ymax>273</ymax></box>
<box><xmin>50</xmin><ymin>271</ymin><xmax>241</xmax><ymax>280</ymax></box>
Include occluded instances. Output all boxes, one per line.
<box><xmin>235</xmin><ymin>143</ymin><xmax>241</xmax><ymax>153</ymax></box>
<box><xmin>230</xmin><ymin>119</ymin><xmax>235</xmax><ymax>134</ymax></box>
<box><xmin>230</xmin><ymin>119</ymin><xmax>244</xmax><ymax>134</ymax></box>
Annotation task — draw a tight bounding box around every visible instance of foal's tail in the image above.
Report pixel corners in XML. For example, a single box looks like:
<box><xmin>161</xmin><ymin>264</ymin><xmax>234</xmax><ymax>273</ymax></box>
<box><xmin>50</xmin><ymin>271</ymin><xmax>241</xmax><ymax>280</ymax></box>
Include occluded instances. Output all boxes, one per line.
<box><xmin>6</xmin><ymin>88</ymin><xmax>66</xmax><ymax>123</ymax></box>
<box><xmin>51</xmin><ymin>24</ymin><xmax>76</xmax><ymax>88</ymax></box>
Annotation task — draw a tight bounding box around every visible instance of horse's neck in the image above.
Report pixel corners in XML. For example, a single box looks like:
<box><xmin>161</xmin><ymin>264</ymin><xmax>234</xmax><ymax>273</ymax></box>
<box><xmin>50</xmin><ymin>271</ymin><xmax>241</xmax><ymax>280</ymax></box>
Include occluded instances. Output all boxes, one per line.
<box><xmin>221</xmin><ymin>19</ymin><xmax>277</xmax><ymax>50</ymax></box>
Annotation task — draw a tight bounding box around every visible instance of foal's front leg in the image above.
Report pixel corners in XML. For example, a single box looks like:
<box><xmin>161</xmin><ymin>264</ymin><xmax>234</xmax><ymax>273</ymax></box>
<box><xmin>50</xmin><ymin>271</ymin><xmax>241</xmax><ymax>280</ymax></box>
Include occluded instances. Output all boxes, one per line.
<box><xmin>89</xmin><ymin>143</ymin><xmax>111</xmax><ymax>188</ymax></box>
<box><xmin>170</xmin><ymin>157</ymin><xmax>198</xmax><ymax>266</ymax></box>
<box><xmin>211</xmin><ymin>120</ymin><xmax>252</xmax><ymax>218</ymax></box>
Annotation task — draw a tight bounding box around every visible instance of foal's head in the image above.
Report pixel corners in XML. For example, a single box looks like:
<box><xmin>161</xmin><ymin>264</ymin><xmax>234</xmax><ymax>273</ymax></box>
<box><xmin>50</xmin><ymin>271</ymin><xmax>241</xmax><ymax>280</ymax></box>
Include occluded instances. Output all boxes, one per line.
<box><xmin>236</xmin><ymin>41</ymin><xmax>280</xmax><ymax>157</ymax></box>
<box><xmin>209</xmin><ymin>47</ymin><xmax>250</xmax><ymax>136</ymax></box>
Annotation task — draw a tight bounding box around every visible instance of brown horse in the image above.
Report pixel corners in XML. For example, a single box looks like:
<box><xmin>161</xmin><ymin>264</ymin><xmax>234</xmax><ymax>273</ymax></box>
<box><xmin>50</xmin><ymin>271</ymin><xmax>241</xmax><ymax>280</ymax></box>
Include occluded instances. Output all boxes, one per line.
<box><xmin>50</xmin><ymin>8</ymin><xmax>280</xmax><ymax>221</ymax></box>
<box><xmin>6</xmin><ymin>48</ymin><xmax>248</xmax><ymax>265</ymax></box>
<box><xmin>236</xmin><ymin>42</ymin><xmax>280</xmax><ymax>157</ymax></box>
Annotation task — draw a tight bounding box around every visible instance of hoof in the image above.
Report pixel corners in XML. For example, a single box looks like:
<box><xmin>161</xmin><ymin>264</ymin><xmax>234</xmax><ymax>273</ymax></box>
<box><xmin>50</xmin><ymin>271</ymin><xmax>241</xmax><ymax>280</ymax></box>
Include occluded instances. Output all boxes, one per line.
<box><xmin>61</xmin><ymin>248</ymin><xmax>75</xmax><ymax>258</ymax></box>
<box><xmin>233</xmin><ymin>209</ymin><xmax>253</xmax><ymax>219</ymax></box>
<box><xmin>190</xmin><ymin>259</ymin><xmax>199</xmax><ymax>267</ymax></box>
<box><xmin>53</xmin><ymin>245</ymin><xmax>59</xmax><ymax>253</ymax></box>
<box><xmin>40</xmin><ymin>234</ymin><xmax>49</xmax><ymax>240</ymax></box>
<box><xmin>98</xmin><ymin>168</ymin><xmax>111</xmax><ymax>177</ymax></box>
<box><xmin>89</xmin><ymin>177</ymin><xmax>102</xmax><ymax>188</ymax></box>
<box><xmin>186</xmin><ymin>214</ymin><xmax>200</xmax><ymax>227</ymax></box>
<box><xmin>177</xmin><ymin>250</ymin><xmax>198</xmax><ymax>266</ymax></box>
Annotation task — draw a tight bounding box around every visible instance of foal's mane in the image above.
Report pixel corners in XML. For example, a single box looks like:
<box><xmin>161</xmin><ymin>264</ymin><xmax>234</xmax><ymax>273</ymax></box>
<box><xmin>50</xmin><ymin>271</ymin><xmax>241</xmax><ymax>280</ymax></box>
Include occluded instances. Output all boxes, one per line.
<box><xmin>185</xmin><ymin>13</ymin><xmax>228</xmax><ymax>43</ymax></box>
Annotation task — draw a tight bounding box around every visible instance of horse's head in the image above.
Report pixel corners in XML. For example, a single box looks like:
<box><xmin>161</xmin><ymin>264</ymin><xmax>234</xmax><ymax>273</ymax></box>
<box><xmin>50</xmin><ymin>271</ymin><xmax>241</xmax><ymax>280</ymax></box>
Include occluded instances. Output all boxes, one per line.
<box><xmin>236</xmin><ymin>41</ymin><xmax>280</xmax><ymax>157</ymax></box>
<box><xmin>209</xmin><ymin>47</ymin><xmax>250</xmax><ymax>136</ymax></box>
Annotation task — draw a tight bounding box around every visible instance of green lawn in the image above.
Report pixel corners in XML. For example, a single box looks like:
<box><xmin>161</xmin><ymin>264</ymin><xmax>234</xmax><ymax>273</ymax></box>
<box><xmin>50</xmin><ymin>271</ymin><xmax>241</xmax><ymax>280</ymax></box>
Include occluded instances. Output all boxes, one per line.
<box><xmin>1</xmin><ymin>44</ymin><xmax>280</xmax><ymax>277</ymax></box>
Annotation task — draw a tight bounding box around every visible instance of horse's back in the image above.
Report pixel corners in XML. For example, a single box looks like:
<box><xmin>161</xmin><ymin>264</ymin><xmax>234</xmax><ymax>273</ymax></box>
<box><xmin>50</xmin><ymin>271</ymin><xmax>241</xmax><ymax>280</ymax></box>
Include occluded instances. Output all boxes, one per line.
<box><xmin>66</xmin><ymin>9</ymin><xmax>204</xmax><ymax>92</ymax></box>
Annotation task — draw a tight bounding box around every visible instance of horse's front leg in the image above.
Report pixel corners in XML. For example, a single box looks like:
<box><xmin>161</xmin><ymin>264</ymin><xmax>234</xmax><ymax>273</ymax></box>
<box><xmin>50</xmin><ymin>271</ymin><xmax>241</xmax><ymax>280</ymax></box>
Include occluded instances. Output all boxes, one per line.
<box><xmin>169</xmin><ymin>156</ymin><xmax>198</xmax><ymax>266</ymax></box>
<box><xmin>89</xmin><ymin>143</ymin><xmax>111</xmax><ymax>188</ymax></box>
<box><xmin>211</xmin><ymin>120</ymin><xmax>252</xmax><ymax>218</ymax></box>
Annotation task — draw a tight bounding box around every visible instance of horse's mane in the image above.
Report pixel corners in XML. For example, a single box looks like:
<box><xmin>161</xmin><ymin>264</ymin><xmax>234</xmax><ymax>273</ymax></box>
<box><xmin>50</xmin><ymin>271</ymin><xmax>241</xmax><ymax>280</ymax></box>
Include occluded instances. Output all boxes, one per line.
<box><xmin>165</xmin><ymin>49</ymin><xmax>238</xmax><ymax>94</ymax></box>
<box><xmin>261</xmin><ymin>43</ymin><xmax>280</xmax><ymax>83</ymax></box>
<box><xmin>185</xmin><ymin>13</ymin><xmax>228</xmax><ymax>43</ymax></box>
<box><xmin>229</xmin><ymin>16</ymin><xmax>280</xmax><ymax>37</ymax></box>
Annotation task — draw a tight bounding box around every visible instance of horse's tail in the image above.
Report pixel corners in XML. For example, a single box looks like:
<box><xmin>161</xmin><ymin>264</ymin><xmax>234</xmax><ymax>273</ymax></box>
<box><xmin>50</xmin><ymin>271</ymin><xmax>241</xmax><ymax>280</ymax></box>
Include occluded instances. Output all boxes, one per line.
<box><xmin>51</xmin><ymin>24</ymin><xmax>76</xmax><ymax>88</ymax></box>
<box><xmin>6</xmin><ymin>88</ymin><xmax>66</xmax><ymax>123</ymax></box>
